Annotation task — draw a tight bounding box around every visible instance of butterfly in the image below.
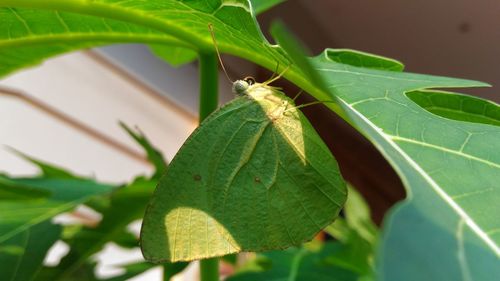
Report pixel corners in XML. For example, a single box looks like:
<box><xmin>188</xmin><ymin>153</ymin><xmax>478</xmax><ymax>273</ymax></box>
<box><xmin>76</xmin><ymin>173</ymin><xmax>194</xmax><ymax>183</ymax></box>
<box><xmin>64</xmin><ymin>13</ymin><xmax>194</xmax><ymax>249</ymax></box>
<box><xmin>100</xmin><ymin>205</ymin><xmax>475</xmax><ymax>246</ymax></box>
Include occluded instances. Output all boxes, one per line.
<box><xmin>140</xmin><ymin>25</ymin><xmax>347</xmax><ymax>263</ymax></box>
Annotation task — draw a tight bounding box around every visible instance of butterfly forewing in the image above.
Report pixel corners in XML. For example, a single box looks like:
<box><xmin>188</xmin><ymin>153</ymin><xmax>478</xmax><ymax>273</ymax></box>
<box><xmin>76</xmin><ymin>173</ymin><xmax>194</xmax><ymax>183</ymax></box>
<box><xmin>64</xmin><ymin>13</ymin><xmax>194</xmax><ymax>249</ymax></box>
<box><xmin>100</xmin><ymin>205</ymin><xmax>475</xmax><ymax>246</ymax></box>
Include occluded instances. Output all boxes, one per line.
<box><xmin>141</xmin><ymin>87</ymin><xmax>346</xmax><ymax>262</ymax></box>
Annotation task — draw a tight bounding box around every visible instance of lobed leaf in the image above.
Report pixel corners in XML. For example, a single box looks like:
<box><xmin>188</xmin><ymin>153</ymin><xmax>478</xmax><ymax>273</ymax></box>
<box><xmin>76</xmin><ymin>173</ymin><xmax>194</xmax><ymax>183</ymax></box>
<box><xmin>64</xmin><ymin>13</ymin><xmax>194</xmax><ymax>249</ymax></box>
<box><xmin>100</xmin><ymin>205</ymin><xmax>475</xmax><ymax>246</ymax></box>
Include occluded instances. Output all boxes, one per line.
<box><xmin>271</xmin><ymin>23</ymin><xmax>500</xmax><ymax>280</ymax></box>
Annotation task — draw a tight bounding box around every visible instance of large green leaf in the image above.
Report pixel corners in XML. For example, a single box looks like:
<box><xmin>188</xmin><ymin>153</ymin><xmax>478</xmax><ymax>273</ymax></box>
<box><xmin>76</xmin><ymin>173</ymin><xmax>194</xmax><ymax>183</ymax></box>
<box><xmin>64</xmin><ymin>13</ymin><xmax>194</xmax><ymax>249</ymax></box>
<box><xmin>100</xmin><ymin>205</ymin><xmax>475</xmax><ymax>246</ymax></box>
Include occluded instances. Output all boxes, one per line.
<box><xmin>0</xmin><ymin>221</ymin><xmax>61</xmax><ymax>281</ymax></box>
<box><xmin>148</xmin><ymin>0</ymin><xmax>285</xmax><ymax>67</ymax></box>
<box><xmin>271</xmin><ymin>24</ymin><xmax>500</xmax><ymax>280</ymax></box>
<box><xmin>0</xmin><ymin>0</ymin><xmax>290</xmax><ymax>79</ymax></box>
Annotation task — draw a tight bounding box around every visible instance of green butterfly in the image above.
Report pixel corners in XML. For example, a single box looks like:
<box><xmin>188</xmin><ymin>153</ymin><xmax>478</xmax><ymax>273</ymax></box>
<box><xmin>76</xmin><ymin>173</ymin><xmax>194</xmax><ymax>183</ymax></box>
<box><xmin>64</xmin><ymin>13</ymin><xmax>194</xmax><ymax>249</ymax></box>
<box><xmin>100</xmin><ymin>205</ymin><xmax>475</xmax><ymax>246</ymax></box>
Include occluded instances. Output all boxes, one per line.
<box><xmin>140</xmin><ymin>72</ymin><xmax>347</xmax><ymax>262</ymax></box>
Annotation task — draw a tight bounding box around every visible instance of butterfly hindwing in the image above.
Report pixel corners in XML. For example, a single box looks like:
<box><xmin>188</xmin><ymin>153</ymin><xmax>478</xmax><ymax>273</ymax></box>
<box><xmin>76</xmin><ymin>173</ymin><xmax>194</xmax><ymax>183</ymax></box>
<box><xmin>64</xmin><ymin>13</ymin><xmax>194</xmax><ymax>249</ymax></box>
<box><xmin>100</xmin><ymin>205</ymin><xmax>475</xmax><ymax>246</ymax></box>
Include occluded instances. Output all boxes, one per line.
<box><xmin>141</xmin><ymin>88</ymin><xmax>346</xmax><ymax>262</ymax></box>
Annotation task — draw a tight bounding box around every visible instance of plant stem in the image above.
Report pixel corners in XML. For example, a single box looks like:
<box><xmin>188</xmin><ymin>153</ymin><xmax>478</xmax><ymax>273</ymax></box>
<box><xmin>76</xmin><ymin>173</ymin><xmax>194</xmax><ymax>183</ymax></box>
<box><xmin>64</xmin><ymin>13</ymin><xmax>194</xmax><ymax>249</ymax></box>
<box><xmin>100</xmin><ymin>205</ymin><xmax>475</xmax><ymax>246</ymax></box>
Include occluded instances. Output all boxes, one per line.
<box><xmin>198</xmin><ymin>51</ymin><xmax>220</xmax><ymax>281</ymax></box>
<box><xmin>198</xmin><ymin>51</ymin><xmax>219</xmax><ymax>121</ymax></box>
<box><xmin>200</xmin><ymin>258</ymin><xmax>219</xmax><ymax>281</ymax></box>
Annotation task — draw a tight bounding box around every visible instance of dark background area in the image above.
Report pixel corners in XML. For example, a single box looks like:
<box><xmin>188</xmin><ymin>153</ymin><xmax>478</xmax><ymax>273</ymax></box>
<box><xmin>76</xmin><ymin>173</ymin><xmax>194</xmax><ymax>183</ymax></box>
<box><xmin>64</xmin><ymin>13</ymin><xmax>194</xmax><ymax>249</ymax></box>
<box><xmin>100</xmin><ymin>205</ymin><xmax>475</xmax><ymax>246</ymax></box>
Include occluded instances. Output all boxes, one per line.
<box><xmin>237</xmin><ymin>0</ymin><xmax>499</xmax><ymax>223</ymax></box>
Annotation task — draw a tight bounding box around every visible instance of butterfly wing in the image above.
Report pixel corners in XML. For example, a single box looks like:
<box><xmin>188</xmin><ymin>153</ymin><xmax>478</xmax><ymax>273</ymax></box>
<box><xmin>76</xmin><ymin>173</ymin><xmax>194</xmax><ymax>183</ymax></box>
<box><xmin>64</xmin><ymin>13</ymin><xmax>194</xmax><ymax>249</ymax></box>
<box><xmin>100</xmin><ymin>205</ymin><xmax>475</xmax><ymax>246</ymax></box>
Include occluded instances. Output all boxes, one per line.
<box><xmin>141</xmin><ymin>92</ymin><xmax>346</xmax><ymax>262</ymax></box>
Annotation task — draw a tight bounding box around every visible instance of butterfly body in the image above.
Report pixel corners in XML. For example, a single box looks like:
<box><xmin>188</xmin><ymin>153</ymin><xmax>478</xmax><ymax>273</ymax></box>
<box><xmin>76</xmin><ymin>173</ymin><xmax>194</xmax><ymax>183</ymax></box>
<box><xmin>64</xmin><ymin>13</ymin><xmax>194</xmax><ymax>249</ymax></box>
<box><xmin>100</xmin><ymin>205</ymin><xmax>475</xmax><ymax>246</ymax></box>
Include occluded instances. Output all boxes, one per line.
<box><xmin>141</xmin><ymin>81</ymin><xmax>346</xmax><ymax>262</ymax></box>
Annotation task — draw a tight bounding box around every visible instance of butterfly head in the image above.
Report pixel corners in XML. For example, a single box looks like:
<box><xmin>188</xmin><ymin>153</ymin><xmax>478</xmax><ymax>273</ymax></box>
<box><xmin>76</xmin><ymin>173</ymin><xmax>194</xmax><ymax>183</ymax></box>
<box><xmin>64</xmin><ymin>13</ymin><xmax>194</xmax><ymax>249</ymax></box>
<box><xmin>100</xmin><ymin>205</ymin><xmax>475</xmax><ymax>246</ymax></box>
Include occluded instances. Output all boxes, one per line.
<box><xmin>232</xmin><ymin>76</ymin><xmax>256</xmax><ymax>96</ymax></box>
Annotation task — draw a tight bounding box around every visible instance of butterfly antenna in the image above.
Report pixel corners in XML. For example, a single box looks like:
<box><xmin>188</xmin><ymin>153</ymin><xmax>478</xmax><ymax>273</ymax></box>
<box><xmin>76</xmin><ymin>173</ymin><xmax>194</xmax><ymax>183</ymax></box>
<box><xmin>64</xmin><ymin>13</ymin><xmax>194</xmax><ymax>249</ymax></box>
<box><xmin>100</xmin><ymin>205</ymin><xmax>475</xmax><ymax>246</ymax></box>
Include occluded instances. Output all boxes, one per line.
<box><xmin>263</xmin><ymin>64</ymin><xmax>291</xmax><ymax>85</ymax></box>
<box><xmin>208</xmin><ymin>23</ymin><xmax>233</xmax><ymax>83</ymax></box>
<box><xmin>284</xmin><ymin>100</ymin><xmax>336</xmax><ymax>113</ymax></box>
<box><xmin>266</xmin><ymin>62</ymin><xmax>280</xmax><ymax>81</ymax></box>
<box><xmin>292</xmin><ymin>89</ymin><xmax>303</xmax><ymax>102</ymax></box>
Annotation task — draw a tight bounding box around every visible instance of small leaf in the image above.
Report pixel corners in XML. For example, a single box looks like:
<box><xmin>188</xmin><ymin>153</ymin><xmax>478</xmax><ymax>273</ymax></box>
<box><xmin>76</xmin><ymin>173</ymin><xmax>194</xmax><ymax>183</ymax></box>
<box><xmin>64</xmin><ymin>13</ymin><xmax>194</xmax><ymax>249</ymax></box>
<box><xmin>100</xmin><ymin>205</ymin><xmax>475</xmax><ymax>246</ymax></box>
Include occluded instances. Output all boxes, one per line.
<box><xmin>0</xmin><ymin>221</ymin><xmax>61</xmax><ymax>281</ymax></box>
<box><xmin>250</xmin><ymin>0</ymin><xmax>287</xmax><ymax>14</ymax></box>
<box><xmin>7</xmin><ymin>147</ymin><xmax>77</xmax><ymax>179</ymax></box>
<box><xmin>0</xmin><ymin>175</ymin><xmax>114</xmax><ymax>243</ymax></box>
<box><xmin>227</xmin><ymin>243</ymin><xmax>359</xmax><ymax>281</ymax></box>
<box><xmin>120</xmin><ymin>123</ymin><xmax>168</xmax><ymax>178</ymax></box>
<box><xmin>100</xmin><ymin>262</ymin><xmax>155</xmax><ymax>281</ymax></box>
<box><xmin>343</xmin><ymin>187</ymin><xmax>378</xmax><ymax>244</ymax></box>
<box><xmin>149</xmin><ymin>44</ymin><xmax>198</xmax><ymax>67</ymax></box>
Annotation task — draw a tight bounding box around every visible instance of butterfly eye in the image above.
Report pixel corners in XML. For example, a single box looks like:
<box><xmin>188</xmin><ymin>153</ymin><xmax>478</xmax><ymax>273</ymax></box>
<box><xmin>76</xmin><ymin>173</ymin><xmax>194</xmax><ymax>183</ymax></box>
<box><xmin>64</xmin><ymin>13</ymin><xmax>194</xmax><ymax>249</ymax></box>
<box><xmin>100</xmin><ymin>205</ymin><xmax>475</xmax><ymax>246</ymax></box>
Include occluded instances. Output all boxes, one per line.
<box><xmin>243</xmin><ymin>76</ymin><xmax>256</xmax><ymax>85</ymax></box>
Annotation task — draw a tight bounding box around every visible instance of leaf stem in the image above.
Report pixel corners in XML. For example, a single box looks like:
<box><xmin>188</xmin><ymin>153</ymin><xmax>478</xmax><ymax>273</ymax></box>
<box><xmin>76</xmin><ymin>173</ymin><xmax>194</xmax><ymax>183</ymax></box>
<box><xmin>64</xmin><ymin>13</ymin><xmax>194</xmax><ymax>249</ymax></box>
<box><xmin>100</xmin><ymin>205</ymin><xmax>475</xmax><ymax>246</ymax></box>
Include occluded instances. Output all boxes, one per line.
<box><xmin>200</xmin><ymin>258</ymin><xmax>219</xmax><ymax>281</ymax></box>
<box><xmin>197</xmin><ymin>52</ymin><xmax>219</xmax><ymax>281</ymax></box>
<box><xmin>198</xmin><ymin>52</ymin><xmax>219</xmax><ymax>121</ymax></box>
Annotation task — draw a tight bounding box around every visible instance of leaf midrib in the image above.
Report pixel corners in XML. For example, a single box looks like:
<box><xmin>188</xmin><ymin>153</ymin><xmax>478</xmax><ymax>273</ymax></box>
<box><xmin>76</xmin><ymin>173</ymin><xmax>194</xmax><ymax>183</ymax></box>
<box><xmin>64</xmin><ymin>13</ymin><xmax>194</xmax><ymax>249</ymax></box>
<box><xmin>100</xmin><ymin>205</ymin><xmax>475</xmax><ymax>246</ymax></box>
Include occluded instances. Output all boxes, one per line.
<box><xmin>0</xmin><ymin>33</ymin><xmax>191</xmax><ymax>49</ymax></box>
<box><xmin>0</xmin><ymin>0</ymin><xmax>204</xmax><ymax>49</ymax></box>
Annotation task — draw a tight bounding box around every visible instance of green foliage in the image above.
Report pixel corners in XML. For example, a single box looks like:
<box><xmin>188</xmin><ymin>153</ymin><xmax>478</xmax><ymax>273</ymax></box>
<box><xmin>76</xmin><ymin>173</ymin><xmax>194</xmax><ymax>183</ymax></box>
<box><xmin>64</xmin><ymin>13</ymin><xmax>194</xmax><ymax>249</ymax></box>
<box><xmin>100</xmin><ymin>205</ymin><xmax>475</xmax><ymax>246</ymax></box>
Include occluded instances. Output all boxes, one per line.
<box><xmin>149</xmin><ymin>44</ymin><xmax>198</xmax><ymax>67</ymax></box>
<box><xmin>271</xmin><ymin>23</ymin><xmax>500</xmax><ymax>280</ymax></box>
<box><xmin>250</xmin><ymin>0</ymin><xmax>287</xmax><ymax>14</ymax></box>
<box><xmin>0</xmin><ymin>125</ymin><xmax>189</xmax><ymax>281</ymax></box>
<box><xmin>40</xmin><ymin>177</ymin><xmax>156</xmax><ymax>280</ymax></box>
<box><xmin>148</xmin><ymin>0</ymin><xmax>284</xmax><ymax>67</ymax></box>
<box><xmin>0</xmin><ymin>168</ymin><xmax>114</xmax><ymax>243</ymax></box>
<box><xmin>229</xmin><ymin>187</ymin><xmax>378</xmax><ymax>281</ymax></box>
<box><xmin>0</xmin><ymin>221</ymin><xmax>61</xmax><ymax>281</ymax></box>
<box><xmin>0</xmin><ymin>0</ymin><xmax>498</xmax><ymax>280</ymax></box>
<box><xmin>120</xmin><ymin>123</ymin><xmax>168</xmax><ymax>179</ymax></box>
<box><xmin>228</xmin><ymin>243</ymin><xmax>359</xmax><ymax>281</ymax></box>
<box><xmin>35</xmin><ymin>125</ymin><xmax>189</xmax><ymax>281</ymax></box>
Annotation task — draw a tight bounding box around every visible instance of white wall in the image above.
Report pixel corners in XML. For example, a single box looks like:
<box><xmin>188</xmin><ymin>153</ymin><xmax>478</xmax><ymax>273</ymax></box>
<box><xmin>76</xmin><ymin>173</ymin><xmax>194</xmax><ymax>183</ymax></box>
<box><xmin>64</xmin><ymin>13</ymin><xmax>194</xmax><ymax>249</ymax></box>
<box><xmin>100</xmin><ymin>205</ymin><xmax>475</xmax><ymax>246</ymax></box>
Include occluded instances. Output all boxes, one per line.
<box><xmin>0</xmin><ymin>51</ymin><xmax>197</xmax><ymax>182</ymax></box>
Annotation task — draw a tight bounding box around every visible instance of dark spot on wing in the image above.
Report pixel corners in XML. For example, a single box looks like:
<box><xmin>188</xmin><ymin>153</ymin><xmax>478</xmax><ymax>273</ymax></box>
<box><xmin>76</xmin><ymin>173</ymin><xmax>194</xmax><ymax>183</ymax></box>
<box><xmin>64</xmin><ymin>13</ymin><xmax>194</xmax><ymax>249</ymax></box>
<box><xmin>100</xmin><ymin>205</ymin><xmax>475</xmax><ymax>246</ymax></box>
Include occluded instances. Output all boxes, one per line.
<box><xmin>193</xmin><ymin>174</ymin><xmax>202</xmax><ymax>181</ymax></box>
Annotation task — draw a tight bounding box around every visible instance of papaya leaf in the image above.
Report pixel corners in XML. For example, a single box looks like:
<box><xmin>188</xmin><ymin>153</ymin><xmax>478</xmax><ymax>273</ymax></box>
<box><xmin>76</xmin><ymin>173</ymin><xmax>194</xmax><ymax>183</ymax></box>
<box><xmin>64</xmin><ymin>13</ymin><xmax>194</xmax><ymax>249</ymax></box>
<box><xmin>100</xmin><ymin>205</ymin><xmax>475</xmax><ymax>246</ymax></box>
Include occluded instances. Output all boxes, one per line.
<box><xmin>147</xmin><ymin>0</ymin><xmax>283</xmax><ymax>67</ymax></box>
<box><xmin>0</xmin><ymin>0</ymin><xmax>291</xmax><ymax>80</ymax></box>
<box><xmin>271</xmin><ymin>22</ymin><xmax>499</xmax><ymax>281</ymax></box>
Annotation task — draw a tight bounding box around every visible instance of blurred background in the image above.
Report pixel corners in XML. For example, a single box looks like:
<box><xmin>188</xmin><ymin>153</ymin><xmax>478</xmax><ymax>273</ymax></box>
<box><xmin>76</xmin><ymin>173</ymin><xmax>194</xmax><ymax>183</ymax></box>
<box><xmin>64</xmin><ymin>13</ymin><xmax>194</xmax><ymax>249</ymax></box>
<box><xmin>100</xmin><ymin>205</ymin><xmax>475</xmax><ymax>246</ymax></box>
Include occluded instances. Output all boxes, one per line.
<box><xmin>1</xmin><ymin>0</ymin><xmax>498</xmax><ymax>280</ymax></box>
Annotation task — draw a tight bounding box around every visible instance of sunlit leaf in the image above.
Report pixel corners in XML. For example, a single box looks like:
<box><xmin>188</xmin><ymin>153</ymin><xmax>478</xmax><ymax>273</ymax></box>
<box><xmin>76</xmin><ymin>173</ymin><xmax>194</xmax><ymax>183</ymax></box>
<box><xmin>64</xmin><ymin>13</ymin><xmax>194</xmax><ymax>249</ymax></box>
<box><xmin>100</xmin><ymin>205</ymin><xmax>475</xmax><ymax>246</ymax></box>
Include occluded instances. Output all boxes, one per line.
<box><xmin>271</xmin><ymin>22</ymin><xmax>500</xmax><ymax>281</ymax></box>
